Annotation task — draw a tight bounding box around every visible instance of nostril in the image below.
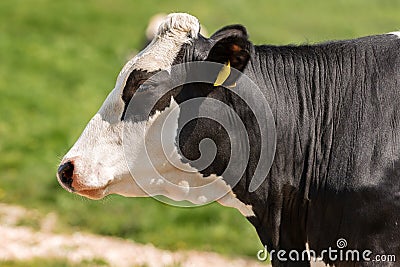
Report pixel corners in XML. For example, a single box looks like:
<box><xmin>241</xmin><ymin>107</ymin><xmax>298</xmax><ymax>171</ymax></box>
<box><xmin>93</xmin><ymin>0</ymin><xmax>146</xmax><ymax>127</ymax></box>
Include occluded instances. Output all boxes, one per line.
<box><xmin>58</xmin><ymin>161</ymin><xmax>74</xmax><ymax>190</ymax></box>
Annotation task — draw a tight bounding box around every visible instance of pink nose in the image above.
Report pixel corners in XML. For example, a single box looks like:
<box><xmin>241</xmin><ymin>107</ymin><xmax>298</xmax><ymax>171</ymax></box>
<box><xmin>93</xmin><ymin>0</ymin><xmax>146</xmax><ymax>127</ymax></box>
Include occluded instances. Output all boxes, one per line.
<box><xmin>57</xmin><ymin>161</ymin><xmax>75</xmax><ymax>190</ymax></box>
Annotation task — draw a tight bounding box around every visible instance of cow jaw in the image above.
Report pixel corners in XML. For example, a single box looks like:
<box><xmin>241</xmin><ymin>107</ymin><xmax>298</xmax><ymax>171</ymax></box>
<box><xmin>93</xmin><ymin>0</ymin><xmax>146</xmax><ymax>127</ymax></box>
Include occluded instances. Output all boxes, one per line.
<box><xmin>61</xmin><ymin>97</ymin><xmax>254</xmax><ymax>216</ymax></box>
<box><xmin>122</xmin><ymin>98</ymin><xmax>255</xmax><ymax>216</ymax></box>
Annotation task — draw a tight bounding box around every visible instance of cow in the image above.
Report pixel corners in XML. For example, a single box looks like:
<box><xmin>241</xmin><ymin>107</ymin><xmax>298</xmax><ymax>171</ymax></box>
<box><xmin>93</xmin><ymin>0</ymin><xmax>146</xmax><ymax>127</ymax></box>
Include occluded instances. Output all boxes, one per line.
<box><xmin>57</xmin><ymin>13</ymin><xmax>400</xmax><ymax>266</ymax></box>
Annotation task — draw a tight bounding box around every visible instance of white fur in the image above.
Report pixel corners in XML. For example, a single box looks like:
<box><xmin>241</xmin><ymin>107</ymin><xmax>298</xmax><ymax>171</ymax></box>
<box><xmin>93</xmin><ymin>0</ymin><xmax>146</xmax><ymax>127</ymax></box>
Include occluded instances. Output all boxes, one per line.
<box><xmin>388</xmin><ymin>31</ymin><xmax>400</xmax><ymax>38</ymax></box>
<box><xmin>60</xmin><ymin>13</ymin><xmax>254</xmax><ymax>217</ymax></box>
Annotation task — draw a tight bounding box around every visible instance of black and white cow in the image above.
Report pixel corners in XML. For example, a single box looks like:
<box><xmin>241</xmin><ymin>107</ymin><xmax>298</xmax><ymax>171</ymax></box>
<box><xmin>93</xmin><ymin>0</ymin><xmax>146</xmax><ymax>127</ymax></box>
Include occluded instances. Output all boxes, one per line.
<box><xmin>57</xmin><ymin>13</ymin><xmax>400</xmax><ymax>266</ymax></box>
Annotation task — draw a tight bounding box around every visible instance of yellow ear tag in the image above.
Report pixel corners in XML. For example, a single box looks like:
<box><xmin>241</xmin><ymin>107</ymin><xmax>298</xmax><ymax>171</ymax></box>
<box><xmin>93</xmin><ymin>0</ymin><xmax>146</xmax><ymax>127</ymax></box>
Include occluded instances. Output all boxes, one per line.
<box><xmin>214</xmin><ymin>61</ymin><xmax>231</xmax><ymax>87</ymax></box>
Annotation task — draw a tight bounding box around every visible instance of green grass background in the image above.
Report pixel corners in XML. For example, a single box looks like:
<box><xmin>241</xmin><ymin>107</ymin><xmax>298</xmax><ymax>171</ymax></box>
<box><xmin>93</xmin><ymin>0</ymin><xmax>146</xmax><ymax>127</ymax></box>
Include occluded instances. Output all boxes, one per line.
<box><xmin>1</xmin><ymin>0</ymin><xmax>399</xmax><ymax>261</ymax></box>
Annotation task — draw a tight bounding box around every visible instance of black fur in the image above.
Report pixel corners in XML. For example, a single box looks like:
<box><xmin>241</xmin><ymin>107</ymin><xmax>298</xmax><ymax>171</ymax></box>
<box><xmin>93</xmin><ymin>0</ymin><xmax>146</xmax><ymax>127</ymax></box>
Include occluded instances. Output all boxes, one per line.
<box><xmin>174</xmin><ymin>28</ymin><xmax>400</xmax><ymax>267</ymax></box>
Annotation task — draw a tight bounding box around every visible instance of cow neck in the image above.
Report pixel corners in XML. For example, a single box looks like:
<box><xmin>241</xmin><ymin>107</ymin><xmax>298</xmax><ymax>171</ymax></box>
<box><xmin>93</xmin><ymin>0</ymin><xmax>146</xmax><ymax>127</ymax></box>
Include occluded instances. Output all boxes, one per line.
<box><xmin>238</xmin><ymin>44</ymin><xmax>345</xmax><ymax>248</ymax></box>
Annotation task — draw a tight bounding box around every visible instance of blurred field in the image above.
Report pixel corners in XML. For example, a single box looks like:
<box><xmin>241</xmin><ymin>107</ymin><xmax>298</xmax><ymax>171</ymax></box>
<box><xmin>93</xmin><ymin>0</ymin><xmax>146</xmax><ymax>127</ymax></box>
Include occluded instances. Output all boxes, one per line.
<box><xmin>0</xmin><ymin>0</ymin><xmax>399</xmax><ymax>261</ymax></box>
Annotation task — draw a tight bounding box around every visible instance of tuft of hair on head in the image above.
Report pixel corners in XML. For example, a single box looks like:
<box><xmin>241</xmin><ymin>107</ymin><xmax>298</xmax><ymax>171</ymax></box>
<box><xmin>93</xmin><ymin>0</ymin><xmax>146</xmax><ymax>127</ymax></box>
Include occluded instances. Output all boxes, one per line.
<box><xmin>156</xmin><ymin>13</ymin><xmax>200</xmax><ymax>42</ymax></box>
<box><xmin>145</xmin><ymin>13</ymin><xmax>168</xmax><ymax>41</ymax></box>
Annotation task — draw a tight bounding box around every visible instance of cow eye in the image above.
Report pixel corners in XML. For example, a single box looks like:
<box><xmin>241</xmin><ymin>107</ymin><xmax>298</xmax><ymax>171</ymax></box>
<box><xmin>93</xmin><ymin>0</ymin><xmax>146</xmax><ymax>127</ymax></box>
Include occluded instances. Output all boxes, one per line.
<box><xmin>138</xmin><ymin>80</ymin><xmax>158</xmax><ymax>91</ymax></box>
<box><xmin>138</xmin><ymin>83</ymin><xmax>153</xmax><ymax>91</ymax></box>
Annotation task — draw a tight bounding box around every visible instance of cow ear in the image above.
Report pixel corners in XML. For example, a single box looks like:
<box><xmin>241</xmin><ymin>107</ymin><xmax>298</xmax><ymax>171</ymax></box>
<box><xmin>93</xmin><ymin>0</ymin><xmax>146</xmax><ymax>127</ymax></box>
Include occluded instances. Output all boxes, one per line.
<box><xmin>210</xmin><ymin>24</ymin><xmax>248</xmax><ymax>41</ymax></box>
<box><xmin>207</xmin><ymin>36</ymin><xmax>251</xmax><ymax>71</ymax></box>
<box><xmin>207</xmin><ymin>24</ymin><xmax>251</xmax><ymax>75</ymax></box>
<box><xmin>206</xmin><ymin>35</ymin><xmax>251</xmax><ymax>87</ymax></box>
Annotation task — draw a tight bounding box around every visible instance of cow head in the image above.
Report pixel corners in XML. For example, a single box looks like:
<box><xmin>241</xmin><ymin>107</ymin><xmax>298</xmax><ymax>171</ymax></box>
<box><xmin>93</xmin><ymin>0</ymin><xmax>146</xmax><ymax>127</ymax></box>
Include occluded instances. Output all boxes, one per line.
<box><xmin>57</xmin><ymin>13</ymin><xmax>265</xmax><ymax>216</ymax></box>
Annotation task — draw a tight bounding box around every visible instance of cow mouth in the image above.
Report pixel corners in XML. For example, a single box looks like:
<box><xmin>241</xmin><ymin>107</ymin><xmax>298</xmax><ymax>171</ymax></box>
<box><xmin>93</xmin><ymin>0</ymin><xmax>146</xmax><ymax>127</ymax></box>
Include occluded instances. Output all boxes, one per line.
<box><xmin>73</xmin><ymin>181</ymin><xmax>112</xmax><ymax>200</ymax></box>
<box><xmin>75</xmin><ymin>187</ymin><xmax>107</xmax><ymax>200</ymax></box>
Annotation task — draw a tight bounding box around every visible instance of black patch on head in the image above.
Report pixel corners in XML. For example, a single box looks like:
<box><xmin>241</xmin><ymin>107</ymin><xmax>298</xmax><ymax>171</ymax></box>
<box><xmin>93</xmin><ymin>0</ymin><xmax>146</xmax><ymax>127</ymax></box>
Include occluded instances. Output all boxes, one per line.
<box><xmin>172</xmin><ymin>43</ymin><xmax>189</xmax><ymax>65</ymax></box>
<box><xmin>121</xmin><ymin>69</ymin><xmax>159</xmax><ymax>120</ymax></box>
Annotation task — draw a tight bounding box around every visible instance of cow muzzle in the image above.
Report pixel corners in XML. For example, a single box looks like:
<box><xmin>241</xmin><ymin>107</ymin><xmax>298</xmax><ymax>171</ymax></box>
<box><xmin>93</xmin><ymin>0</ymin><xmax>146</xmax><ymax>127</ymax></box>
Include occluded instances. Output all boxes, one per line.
<box><xmin>57</xmin><ymin>158</ymin><xmax>115</xmax><ymax>199</ymax></box>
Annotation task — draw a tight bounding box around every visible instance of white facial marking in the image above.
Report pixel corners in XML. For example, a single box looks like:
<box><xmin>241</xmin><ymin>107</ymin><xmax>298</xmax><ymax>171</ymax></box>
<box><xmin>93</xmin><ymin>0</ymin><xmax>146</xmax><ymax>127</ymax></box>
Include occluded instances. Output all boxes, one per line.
<box><xmin>388</xmin><ymin>31</ymin><xmax>400</xmax><ymax>38</ymax></box>
<box><xmin>61</xmin><ymin>114</ymin><xmax>123</xmax><ymax>189</ymax></box>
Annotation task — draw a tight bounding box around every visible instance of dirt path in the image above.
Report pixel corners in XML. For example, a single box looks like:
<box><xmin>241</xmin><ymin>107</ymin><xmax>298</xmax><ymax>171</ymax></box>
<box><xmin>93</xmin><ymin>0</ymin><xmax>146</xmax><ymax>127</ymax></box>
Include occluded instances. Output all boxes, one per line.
<box><xmin>0</xmin><ymin>203</ymin><xmax>269</xmax><ymax>267</ymax></box>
